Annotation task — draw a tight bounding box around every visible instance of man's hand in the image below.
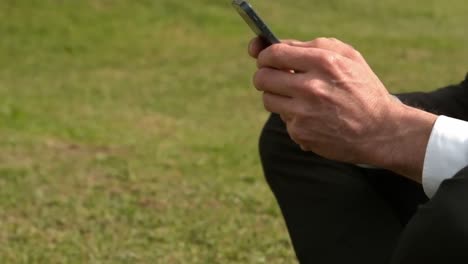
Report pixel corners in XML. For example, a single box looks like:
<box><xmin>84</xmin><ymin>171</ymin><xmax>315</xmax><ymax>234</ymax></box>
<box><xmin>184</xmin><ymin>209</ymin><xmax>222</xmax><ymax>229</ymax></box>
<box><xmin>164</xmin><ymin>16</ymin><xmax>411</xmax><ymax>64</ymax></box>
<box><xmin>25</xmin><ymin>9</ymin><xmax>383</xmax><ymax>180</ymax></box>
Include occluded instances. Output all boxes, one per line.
<box><xmin>249</xmin><ymin>37</ymin><xmax>437</xmax><ymax>182</ymax></box>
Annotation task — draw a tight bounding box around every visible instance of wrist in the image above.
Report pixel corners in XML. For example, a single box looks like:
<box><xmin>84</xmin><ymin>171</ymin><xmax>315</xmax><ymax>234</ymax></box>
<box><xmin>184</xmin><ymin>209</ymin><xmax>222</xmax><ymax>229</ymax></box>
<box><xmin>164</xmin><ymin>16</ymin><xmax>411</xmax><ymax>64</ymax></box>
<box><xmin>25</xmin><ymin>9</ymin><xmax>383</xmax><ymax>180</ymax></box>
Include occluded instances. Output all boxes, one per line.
<box><xmin>379</xmin><ymin>104</ymin><xmax>438</xmax><ymax>182</ymax></box>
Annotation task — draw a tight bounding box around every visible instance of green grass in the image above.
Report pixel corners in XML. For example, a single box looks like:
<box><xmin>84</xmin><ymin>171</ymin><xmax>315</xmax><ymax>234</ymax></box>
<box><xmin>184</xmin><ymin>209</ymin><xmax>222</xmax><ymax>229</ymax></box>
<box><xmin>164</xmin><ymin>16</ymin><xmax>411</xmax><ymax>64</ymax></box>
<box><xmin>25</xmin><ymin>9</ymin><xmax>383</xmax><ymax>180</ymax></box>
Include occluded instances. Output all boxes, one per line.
<box><xmin>0</xmin><ymin>0</ymin><xmax>466</xmax><ymax>263</ymax></box>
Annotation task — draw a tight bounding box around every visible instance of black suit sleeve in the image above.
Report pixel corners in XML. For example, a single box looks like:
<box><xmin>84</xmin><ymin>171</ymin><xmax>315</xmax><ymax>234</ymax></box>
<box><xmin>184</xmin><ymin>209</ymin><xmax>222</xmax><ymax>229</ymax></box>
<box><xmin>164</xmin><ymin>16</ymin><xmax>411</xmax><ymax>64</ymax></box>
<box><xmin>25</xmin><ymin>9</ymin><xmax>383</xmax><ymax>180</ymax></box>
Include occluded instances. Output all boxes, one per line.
<box><xmin>397</xmin><ymin>73</ymin><xmax>468</xmax><ymax>121</ymax></box>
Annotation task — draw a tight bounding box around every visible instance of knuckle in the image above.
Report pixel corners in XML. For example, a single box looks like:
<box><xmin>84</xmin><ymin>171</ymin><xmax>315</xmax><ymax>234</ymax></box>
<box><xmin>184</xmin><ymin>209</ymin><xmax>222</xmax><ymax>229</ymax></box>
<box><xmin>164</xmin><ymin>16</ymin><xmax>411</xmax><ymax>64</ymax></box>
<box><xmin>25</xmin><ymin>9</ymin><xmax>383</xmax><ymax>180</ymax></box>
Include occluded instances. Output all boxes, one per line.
<box><xmin>294</xmin><ymin>108</ymin><xmax>309</xmax><ymax>121</ymax></box>
<box><xmin>256</xmin><ymin>58</ymin><xmax>262</xmax><ymax>69</ymax></box>
<box><xmin>309</xmin><ymin>85</ymin><xmax>329</xmax><ymax>99</ymax></box>
<box><xmin>309</xmin><ymin>37</ymin><xmax>328</xmax><ymax>47</ymax></box>
<box><xmin>348</xmin><ymin>48</ymin><xmax>363</xmax><ymax>60</ymax></box>
<box><xmin>317</xmin><ymin>52</ymin><xmax>341</xmax><ymax>69</ymax></box>
<box><xmin>329</xmin><ymin>38</ymin><xmax>349</xmax><ymax>48</ymax></box>
<box><xmin>258</xmin><ymin>43</ymin><xmax>286</xmax><ymax>67</ymax></box>
<box><xmin>253</xmin><ymin>68</ymin><xmax>268</xmax><ymax>90</ymax></box>
<box><xmin>305</xmin><ymin>79</ymin><xmax>322</xmax><ymax>91</ymax></box>
<box><xmin>295</xmin><ymin>79</ymin><xmax>315</xmax><ymax>96</ymax></box>
<box><xmin>262</xmin><ymin>92</ymin><xmax>271</xmax><ymax>110</ymax></box>
<box><xmin>299</xmin><ymin>144</ymin><xmax>310</xmax><ymax>152</ymax></box>
<box><xmin>290</xmin><ymin>77</ymin><xmax>310</xmax><ymax>93</ymax></box>
<box><xmin>287</xmin><ymin>123</ymin><xmax>308</xmax><ymax>143</ymax></box>
<box><xmin>269</xmin><ymin>43</ymin><xmax>285</xmax><ymax>57</ymax></box>
<box><xmin>286</xmin><ymin>125</ymin><xmax>300</xmax><ymax>141</ymax></box>
<box><xmin>295</xmin><ymin>135</ymin><xmax>308</xmax><ymax>146</ymax></box>
<box><xmin>347</xmin><ymin>120</ymin><xmax>367</xmax><ymax>137</ymax></box>
<box><xmin>257</xmin><ymin>49</ymin><xmax>270</xmax><ymax>66</ymax></box>
<box><xmin>300</xmin><ymin>80</ymin><xmax>332</xmax><ymax>102</ymax></box>
<box><xmin>279</xmin><ymin>114</ymin><xmax>287</xmax><ymax>122</ymax></box>
<box><xmin>316</xmin><ymin>37</ymin><xmax>329</xmax><ymax>44</ymax></box>
<box><xmin>325</xmin><ymin>53</ymin><xmax>340</xmax><ymax>65</ymax></box>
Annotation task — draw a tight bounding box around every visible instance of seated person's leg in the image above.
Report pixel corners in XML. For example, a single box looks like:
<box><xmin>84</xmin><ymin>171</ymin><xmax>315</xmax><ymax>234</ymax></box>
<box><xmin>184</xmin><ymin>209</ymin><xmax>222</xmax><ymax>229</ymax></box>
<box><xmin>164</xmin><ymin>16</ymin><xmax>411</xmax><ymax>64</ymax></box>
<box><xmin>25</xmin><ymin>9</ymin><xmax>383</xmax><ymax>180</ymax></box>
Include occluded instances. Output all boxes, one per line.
<box><xmin>259</xmin><ymin>77</ymin><xmax>468</xmax><ymax>263</ymax></box>
<box><xmin>259</xmin><ymin>113</ymin><xmax>402</xmax><ymax>264</ymax></box>
<box><xmin>391</xmin><ymin>166</ymin><xmax>468</xmax><ymax>264</ymax></box>
<box><xmin>364</xmin><ymin>168</ymin><xmax>428</xmax><ymax>226</ymax></box>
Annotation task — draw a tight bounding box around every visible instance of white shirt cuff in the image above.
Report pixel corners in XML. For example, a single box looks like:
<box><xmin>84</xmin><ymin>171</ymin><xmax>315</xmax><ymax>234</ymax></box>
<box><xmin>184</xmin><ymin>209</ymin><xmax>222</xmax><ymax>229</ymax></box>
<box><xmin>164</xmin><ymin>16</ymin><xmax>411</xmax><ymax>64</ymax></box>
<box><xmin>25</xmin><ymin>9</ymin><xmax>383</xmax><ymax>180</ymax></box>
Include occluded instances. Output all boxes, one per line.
<box><xmin>423</xmin><ymin>115</ymin><xmax>468</xmax><ymax>198</ymax></box>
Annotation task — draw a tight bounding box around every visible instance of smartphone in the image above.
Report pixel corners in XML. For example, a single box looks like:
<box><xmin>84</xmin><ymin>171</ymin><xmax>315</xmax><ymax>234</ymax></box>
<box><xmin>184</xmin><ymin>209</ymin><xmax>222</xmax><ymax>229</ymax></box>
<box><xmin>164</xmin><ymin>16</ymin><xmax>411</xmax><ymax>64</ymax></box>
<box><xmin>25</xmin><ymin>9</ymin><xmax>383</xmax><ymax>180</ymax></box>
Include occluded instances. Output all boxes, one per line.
<box><xmin>232</xmin><ymin>0</ymin><xmax>280</xmax><ymax>46</ymax></box>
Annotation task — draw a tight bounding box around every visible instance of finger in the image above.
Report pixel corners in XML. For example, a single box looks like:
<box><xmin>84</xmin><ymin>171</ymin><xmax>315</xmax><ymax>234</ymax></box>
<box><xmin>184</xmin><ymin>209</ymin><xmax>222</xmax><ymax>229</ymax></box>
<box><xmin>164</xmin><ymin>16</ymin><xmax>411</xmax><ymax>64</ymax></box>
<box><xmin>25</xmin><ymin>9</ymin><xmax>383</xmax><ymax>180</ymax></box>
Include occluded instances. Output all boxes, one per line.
<box><xmin>254</xmin><ymin>68</ymin><xmax>306</xmax><ymax>97</ymax></box>
<box><xmin>248</xmin><ymin>37</ymin><xmax>269</xmax><ymax>59</ymax></box>
<box><xmin>280</xmin><ymin>39</ymin><xmax>301</xmax><ymax>45</ymax></box>
<box><xmin>280</xmin><ymin>39</ymin><xmax>308</xmax><ymax>46</ymax></box>
<box><xmin>299</xmin><ymin>144</ymin><xmax>310</xmax><ymax>152</ymax></box>
<box><xmin>279</xmin><ymin>114</ymin><xmax>287</xmax><ymax>123</ymax></box>
<box><xmin>280</xmin><ymin>114</ymin><xmax>292</xmax><ymax>123</ymax></box>
<box><xmin>262</xmin><ymin>92</ymin><xmax>293</xmax><ymax>115</ymax></box>
<box><xmin>285</xmin><ymin>37</ymin><xmax>368</xmax><ymax>65</ymax></box>
<box><xmin>257</xmin><ymin>43</ymin><xmax>314</xmax><ymax>72</ymax></box>
<box><xmin>258</xmin><ymin>43</ymin><xmax>353</xmax><ymax>76</ymax></box>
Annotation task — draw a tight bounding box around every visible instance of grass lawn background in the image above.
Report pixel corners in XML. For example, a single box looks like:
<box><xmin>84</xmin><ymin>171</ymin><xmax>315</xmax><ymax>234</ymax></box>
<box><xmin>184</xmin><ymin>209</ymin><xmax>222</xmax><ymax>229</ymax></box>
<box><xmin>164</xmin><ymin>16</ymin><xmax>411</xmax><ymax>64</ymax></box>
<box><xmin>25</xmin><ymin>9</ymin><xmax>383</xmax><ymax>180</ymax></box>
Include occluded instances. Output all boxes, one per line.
<box><xmin>0</xmin><ymin>0</ymin><xmax>466</xmax><ymax>263</ymax></box>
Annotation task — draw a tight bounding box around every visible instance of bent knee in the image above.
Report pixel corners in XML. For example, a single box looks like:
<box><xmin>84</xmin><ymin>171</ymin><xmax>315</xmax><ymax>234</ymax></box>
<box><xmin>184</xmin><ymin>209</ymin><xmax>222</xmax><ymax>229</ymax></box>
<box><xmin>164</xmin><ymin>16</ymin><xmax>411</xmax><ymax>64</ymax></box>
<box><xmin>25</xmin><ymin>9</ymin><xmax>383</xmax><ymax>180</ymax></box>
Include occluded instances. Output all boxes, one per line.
<box><xmin>259</xmin><ymin>115</ymin><xmax>367</xmax><ymax>191</ymax></box>
<box><xmin>259</xmin><ymin>114</ymin><xmax>300</xmax><ymax>167</ymax></box>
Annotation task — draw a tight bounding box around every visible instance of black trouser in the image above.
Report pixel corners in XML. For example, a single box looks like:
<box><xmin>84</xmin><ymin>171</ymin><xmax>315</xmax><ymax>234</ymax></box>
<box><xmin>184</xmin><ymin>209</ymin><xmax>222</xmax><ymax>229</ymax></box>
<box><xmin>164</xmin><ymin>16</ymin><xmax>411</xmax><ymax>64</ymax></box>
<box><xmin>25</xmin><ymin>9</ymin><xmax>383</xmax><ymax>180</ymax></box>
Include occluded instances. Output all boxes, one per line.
<box><xmin>260</xmin><ymin>110</ymin><xmax>468</xmax><ymax>262</ymax></box>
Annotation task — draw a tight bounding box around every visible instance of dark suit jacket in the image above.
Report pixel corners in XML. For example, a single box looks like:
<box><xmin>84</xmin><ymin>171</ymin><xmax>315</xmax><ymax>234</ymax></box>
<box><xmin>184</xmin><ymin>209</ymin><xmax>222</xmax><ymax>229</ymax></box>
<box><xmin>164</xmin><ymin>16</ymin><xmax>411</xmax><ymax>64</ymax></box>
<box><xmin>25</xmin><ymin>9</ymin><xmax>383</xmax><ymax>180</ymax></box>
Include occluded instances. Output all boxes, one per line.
<box><xmin>397</xmin><ymin>74</ymin><xmax>468</xmax><ymax>121</ymax></box>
